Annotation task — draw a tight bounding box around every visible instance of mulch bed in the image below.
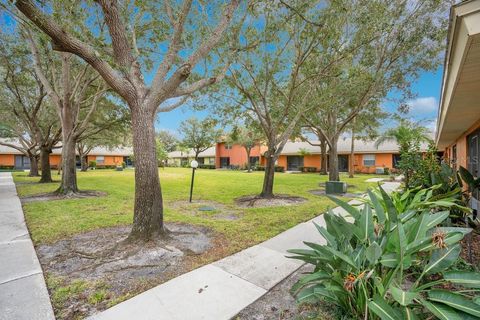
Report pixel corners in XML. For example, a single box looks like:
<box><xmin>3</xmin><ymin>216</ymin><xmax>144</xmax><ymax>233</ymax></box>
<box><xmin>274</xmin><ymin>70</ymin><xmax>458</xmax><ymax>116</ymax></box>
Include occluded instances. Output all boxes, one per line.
<box><xmin>235</xmin><ymin>265</ymin><xmax>340</xmax><ymax>320</ymax></box>
<box><xmin>235</xmin><ymin>194</ymin><xmax>307</xmax><ymax>208</ymax></box>
<box><xmin>37</xmin><ymin>223</ymin><xmax>220</xmax><ymax>319</ymax></box>
<box><xmin>21</xmin><ymin>190</ymin><xmax>106</xmax><ymax>203</ymax></box>
<box><xmin>460</xmin><ymin>231</ymin><xmax>480</xmax><ymax>268</ymax></box>
<box><xmin>169</xmin><ymin>200</ymin><xmax>243</xmax><ymax>220</ymax></box>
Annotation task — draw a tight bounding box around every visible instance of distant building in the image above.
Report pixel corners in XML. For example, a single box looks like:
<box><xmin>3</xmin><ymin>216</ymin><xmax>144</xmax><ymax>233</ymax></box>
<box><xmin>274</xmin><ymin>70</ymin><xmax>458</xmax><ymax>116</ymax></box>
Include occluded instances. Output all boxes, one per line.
<box><xmin>0</xmin><ymin>139</ymin><xmax>132</xmax><ymax>170</ymax></box>
<box><xmin>168</xmin><ymin>139</ymin><xmax>429</xmax><ymax>173</ymax></box>
<box><xmin>167</xmin><ymin>147</ymin><xmax>216</xmax><ymax>167</ymax></box>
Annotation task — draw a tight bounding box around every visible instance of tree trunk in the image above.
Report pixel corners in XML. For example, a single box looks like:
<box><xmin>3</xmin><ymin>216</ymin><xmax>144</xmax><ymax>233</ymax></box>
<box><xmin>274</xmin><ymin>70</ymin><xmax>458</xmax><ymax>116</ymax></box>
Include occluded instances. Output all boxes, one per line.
<box><xmin>57</xmin><ymin>136</ymin><xmax>78</xmax><ymax>194</ymax></box>
<box><xmin>128</xmin><ymin>106</ymin><xmax>165</xmax><ymax>240</ymax></box>
<box><xmin>349</xmin><ymin>130</ymin><xmax>355</xmax><ymax>178</ymax></box>
<box><xmin>246</xmin><ymin>147</ymin><xmax>252</xmax><ymax>172</ymax></box>
<box><xmin>39</xmin><ymin>147</ymin><xmax>53</xmax><ymax>183</ymax></box>
<box><xmin>319</xmin><ymin>137</ymin><xmax>328</xmax><ymax>175</ymax></box>
<box><xmin>28</xmin><ymin>154</ymin><xmax>39</xmax><ymax>177</ymax></box>
<box><xmin>328</xmin><ymin>136</ymin><xmax>340</xmax><ymax>181</ymax></box>
<box><xmin>80</xmin><ymin>154</ymin><xmax>88</xmax><ymax>172</ymax></box>
<box><xmin>260</xmin><ymin>154</ymin><xmax>275</xmax><ymax>198</ymax></box>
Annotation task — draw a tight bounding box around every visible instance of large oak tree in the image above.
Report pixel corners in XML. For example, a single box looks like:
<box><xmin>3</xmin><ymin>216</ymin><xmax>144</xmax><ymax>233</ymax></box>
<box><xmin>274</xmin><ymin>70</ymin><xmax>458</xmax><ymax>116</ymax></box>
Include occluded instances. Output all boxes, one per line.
<box><xmin>0</xmin><ymin>30</ymin><xmax>61</xmax><ymax>180</ymax></box>
<box><xmin>301</xmin><ymin>0</ymin><xmax>448</xmax><ymax>181</ymax></box>
<box><xmin>15</xmin><ymin>0</ymin><xmax>243</xmax><ymax>240</ymax></box>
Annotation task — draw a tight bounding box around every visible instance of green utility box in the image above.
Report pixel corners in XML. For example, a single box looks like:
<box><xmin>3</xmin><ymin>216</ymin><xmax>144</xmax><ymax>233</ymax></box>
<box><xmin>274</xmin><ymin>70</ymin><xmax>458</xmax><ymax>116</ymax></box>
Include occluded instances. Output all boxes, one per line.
<box><xmin>325</xmin><ymin>181</ymin><xmax>347</xmax><ymax>194</ymax></box>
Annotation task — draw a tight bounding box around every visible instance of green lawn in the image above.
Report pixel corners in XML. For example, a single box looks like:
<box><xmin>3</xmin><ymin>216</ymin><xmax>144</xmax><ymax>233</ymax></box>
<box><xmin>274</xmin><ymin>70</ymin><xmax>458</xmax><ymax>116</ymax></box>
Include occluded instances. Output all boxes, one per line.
<box><xmin>14</xmin><ymin>168</ymin><xmax>385</xmax><ymax>252</ymax></box>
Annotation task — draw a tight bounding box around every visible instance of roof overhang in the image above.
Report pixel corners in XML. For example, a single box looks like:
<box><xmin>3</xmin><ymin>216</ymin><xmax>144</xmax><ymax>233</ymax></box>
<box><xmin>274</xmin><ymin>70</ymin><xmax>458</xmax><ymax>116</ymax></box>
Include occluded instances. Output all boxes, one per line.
<box><xmin>436</xmin><ymin>0</ymin><xmax>480</xmax><ymax>149</ymax></box>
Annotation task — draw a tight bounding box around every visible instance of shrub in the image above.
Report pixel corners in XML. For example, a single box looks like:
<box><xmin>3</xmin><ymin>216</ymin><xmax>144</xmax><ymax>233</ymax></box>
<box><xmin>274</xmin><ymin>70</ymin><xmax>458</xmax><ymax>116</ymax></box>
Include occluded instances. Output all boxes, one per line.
<box><xmin>96</xmin><ymin>165</ymin><xmax>116</xmax><ymax>169</ymax></box>
<box><xmin>88</xmin><ymin>160</ymin><xmax>97</xmax><ymax>168</ymax></box>
<box><xmin>256</xmin><ymin>166</ymin><xmax>265</xmax><ymax>171</ymax></box>
<box><xmin>289</xmin><ymin>186</ymin><xmax>478</xmax><ymax>319</ymax></box>
<box><xmin>0</xmin><ymin>165</ymin><xmax>15</xmax><ymax>170</ymax></box>
<box><xmin>274</xmin><ymin>166</ymin><xmax>285</xmax><ymax>172</ymax></box>
<box><xmin>198</xmin><ymin>164</ymin><xmax>215</xmax><ymax>169</ymax></box>
<box><xmin>122</xmin><ymin>161</ymin><xmax>126</xmax><ymax>168</ymax></box>
<box><xmin>384</xmin><ymin>167</ymin><xmax>390</xmax><ymax>175</ymax></box>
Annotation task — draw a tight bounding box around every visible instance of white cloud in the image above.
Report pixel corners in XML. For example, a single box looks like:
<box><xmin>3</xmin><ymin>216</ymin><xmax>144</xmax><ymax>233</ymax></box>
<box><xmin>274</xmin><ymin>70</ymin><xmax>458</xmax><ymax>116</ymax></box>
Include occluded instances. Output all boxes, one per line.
<box><xmin>406</xmin><ymin>97</ymin><xmax>438</xmax><ymax>114</ymax></box>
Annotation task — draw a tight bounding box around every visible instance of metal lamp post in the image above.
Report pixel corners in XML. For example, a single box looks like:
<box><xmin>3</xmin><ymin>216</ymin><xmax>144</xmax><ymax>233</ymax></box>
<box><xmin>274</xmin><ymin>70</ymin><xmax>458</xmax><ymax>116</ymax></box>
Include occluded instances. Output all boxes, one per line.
<box><xmin>189</xmin><ymin>160</ymin><xmax>199</xmax><ymax>203</ymax></box>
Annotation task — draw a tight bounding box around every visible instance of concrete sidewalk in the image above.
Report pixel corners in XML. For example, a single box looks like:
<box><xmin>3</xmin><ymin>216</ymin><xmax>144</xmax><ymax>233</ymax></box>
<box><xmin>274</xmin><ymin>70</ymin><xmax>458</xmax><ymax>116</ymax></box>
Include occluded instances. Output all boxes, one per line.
<box><xmin>0</xmin><ymin>172</ymin><xmax>55</xmax><ymax>320</ymax></box>
<box><xmin>90</xmin><ymin>181</ymin><xmax>401</xmax><ymax>320</ymax></box>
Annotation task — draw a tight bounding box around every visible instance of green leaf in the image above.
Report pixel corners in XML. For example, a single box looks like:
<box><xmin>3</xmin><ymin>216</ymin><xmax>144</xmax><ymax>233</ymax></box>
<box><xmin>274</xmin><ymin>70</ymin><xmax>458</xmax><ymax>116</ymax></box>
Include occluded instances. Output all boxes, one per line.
<box><xmin>389</xmin><ymin>285</ymin><xmax>418</xmax><ymax>306</ymax></box>
<box><xmin>408</xmin><ymin>232</ymin><xmax>464</xmax><ymax>253</ymax></box>
<box><xmin>357</xmin><ymin>205</ymin><xmax>374</xmax><ymax>242</ymax></box>
<box><xmin>291</xmin><ymin>271</ymin><xmax>331</xmax><ymax>294</ymax></box>
<box><xmin>352</xmin><ymin>246</ymin><xmax>366</xmax><ymax>266</ymax></box>
<box><xmin>327</xmin><ymin>195</ymin><xmax>361</xmax><ymax>220</ymax></box>
<box><xmin>399</xmin><ymin>209</ymin><xmax>417</xmax><ymax>223</ymax></box>
<box><xmin>428</xmin><ymin>290</ymin><xmax>480</xmax><ymax>318</ymax></box>
<box><xmin>323</xmin><ymin>246</ymin><xmax>357</xmax><ymax>269</ymax></box>
<box><xmin>325</xmin><ymin>211</ymin><xmax>353</xmax><ymax>241</ymax></box>
<box><xmin>443</xmin><ymin>271</ymin><xmax>480</xmax><ymax>288</ymax></box>
<box><xmin>424</xmin><ymin>244</ymin><xmax>461</xmax><ymax>275</ymax></box>
<box><xmin>296</xmin><ymin>287</ymin><xmax>316</xmax><ymax>303</ymax></box>
<box><xmin>313</xmin><ymin>223</ymin><xmax>337</xmax><ymax>249</ymax></box>
<box><xmin>459</xmin><ymin>166</ymin><xmax>475</xmax><ymax>188</ymax></box>
<box><xmin>407</xmin><ymin>214</ymin><xmax>428</xmax><ymax>243</ymax></box>
<box><xmin>425</xmin><ymin>211</ymin><xmax>450</xmax><ymax>229</ymax></box>
<box><xmin>379</xmin><ymin>186</ymin><xmax>398</xmax><ymax>223</ymax></box>
<box><xmin>380</xmin><ymin>253</ymin><xmax>411</xmax><ymax>269</ymax></box>
<box><xmin>368</xmin><ymin>188</ymin><xmax>386</xmax><ymax>224</ymax></box>
<box><xmin>397</xmin><ymin>223</ymin><xmax>407</xmax><ymax>255</ymax></box>
<box><xmin>380</xmin><ymin>253</ymin><xmax>399</xmax><ymax>268</ymax></box>
<box><xmin>435</xmin><ymin>227</ymin><xmax>472</xmax><ymax>235</ymax></box>
<box><xmin>368</xmin><ymin>295</ymin><xmax>402</xmax><ymax>320</ymax></box>
<box><xmin>402</xmin><ymin>307</ymin><xmax>419</xmax><ymax>320</ymax></box>
<box><xmin>366</xmin><ymin>242</ymin><xmax>382</xmax><ymax>264</ymax></box>
<box><xmin>421</xmin><ymin>299</ymin><xmax>463</xmax><ymax>320</ymax></box>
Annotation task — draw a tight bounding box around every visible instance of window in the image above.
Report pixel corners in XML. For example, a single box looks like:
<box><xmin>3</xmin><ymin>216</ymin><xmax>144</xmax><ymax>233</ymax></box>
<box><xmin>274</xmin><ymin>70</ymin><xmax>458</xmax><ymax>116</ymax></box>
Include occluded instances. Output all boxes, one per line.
<box><xmin>225</xmin><ymin>144</ymin><xmax>232</xmax><ymax>150</ymax></box>
<box><xmin>250</xmin><ymin>156</ymin><xmax>259</xmax><ymax>166</ymax></box>
<box><xmin>363</xmin><ymin>154</ymin><xmax>375</xmax><ymax>167</ymax></box>
<box><xmin>96</xmin><ymin>156</ymin><xmax>105</xmax><ymax>165</ymax></box>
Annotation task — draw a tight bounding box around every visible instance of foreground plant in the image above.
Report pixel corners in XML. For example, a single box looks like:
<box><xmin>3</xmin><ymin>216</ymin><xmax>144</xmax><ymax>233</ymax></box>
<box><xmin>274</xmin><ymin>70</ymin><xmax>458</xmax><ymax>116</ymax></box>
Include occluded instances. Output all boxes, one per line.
<box><xmin>288</xmin><ymin>186</ymin><xmax>480</xmax><ymax>319</ymax></box>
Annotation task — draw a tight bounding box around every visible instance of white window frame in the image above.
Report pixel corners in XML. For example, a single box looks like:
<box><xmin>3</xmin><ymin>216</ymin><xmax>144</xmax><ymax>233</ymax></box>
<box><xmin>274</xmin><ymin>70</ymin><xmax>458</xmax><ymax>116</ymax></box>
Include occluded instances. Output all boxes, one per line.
<box><xmin>96</xmin><ymin>155</ymin><xmax>105</xmax><ymax>165</ymax></box>
<box><xmin>363</xmin><ymin>154</ymin><xmax>375</xmax><ymax>167</ymax></box>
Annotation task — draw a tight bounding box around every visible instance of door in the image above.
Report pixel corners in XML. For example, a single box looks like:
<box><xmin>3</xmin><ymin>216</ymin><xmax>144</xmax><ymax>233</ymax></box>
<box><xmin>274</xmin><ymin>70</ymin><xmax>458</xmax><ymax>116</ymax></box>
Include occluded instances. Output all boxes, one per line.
<box><xmin>287</xmin><ymin>156</ymin><xmax>304</xmax><ymax>171</ymax></box>
<box><xmin>338</xmin><ymin>155</ymin><xmax>349</xmax><ymax>172</ymax></box>
<box><xmin>220</xmin><ymin>157</ymin><xmax>230</xmax><ymax>168</ymax></box>
<box><xmin>392</xmin><ymin>154</ymin><xmax>401</xmax><ymax>169</ymax></box>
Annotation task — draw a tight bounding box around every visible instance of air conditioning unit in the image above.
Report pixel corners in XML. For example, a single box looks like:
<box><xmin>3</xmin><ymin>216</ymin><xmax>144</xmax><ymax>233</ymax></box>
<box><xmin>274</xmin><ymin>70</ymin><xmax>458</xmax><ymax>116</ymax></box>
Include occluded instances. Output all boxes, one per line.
<box><xmin>325</xmin><ymin>181</ymin><xmax>347</xmax><ymax>194</ymax></box>
<box><xmin>375</xmin><ymin>167</ymin><xmax>385</xmax><ymax>174</ymax></box>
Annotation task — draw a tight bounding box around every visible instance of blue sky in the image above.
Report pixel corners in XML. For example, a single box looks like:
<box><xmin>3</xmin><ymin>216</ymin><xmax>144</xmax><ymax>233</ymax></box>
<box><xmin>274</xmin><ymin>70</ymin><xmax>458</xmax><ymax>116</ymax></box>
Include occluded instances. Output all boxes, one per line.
<box><xmin>155</xmin><ymin>67</ymin><xmax>445</xmax><ymax>137</ymax></box>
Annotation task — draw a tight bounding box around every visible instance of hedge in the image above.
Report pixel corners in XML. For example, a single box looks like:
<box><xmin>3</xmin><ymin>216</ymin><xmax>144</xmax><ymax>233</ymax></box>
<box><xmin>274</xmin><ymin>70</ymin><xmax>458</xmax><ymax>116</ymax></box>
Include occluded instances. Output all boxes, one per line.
<box><xmin>199</xmin><ymin>164</ymin><xmax>216</xmax><ymax>169</ymax></box>
<box><xmin>256</xmin><ymin>165</ymin><xmax>285</xmax><ymax>172</ymax></box>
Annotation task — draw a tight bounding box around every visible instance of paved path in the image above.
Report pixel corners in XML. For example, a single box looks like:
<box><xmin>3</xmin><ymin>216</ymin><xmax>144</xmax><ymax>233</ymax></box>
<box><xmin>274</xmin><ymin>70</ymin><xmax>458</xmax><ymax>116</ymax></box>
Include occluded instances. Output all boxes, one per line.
<box><xmin>89</xmin><ymin>181</ymin><xmax>401</xmax><ymax>320</ymax></box>
<box><xmin>0</xmin><ymin>172</ymin><xmax>55</xmax><ymax>320</ymax></box>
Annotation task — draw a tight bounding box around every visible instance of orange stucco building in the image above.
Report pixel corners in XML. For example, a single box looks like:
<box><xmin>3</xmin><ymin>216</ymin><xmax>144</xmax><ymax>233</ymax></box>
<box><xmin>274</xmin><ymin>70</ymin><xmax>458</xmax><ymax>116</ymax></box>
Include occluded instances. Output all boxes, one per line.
<box><xmin>0</xmin><ymin>141</ymin><xmax>132</xmax><ymax>170</ymax></box>
<box><xmin>168</xmin><ymin>138</ymin><xmax>422</xmax><ymax>173</ymax></box>
<box><xmin>271</xmin><ymin>139</ymin><xmax>406</xmax><ymax>173</ymax></box>
<box><xmin>436</xmin><ymin>1</ymin><xmax>480</xmax><ymax>175</ymax></box>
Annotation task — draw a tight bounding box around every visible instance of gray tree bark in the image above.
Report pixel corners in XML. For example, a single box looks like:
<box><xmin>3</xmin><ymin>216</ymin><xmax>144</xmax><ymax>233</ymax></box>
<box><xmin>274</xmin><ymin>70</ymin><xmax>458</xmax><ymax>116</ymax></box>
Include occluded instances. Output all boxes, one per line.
<box><xmin>39</xmin><ymin>147</ymin><xmax>53</xmax><ymax>183</ymax></box>
<box><xmin>28</xmin><ymin>154</ymin><xmax>39</xmax><ymax>177</ymax></box>
<box><xmin>128</xmin><ymin>106</ymin><xmax>164</xmax><ymax>240</ymax></box>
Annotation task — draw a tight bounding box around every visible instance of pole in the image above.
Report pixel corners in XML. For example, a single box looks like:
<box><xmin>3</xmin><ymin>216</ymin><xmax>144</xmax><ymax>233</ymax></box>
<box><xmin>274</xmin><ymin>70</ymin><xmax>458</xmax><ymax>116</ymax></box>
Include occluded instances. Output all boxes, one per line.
<box><xmin>189</xmin><ymin>167</ymin><xmax>196</xmax><ymax>202</ymax></box>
